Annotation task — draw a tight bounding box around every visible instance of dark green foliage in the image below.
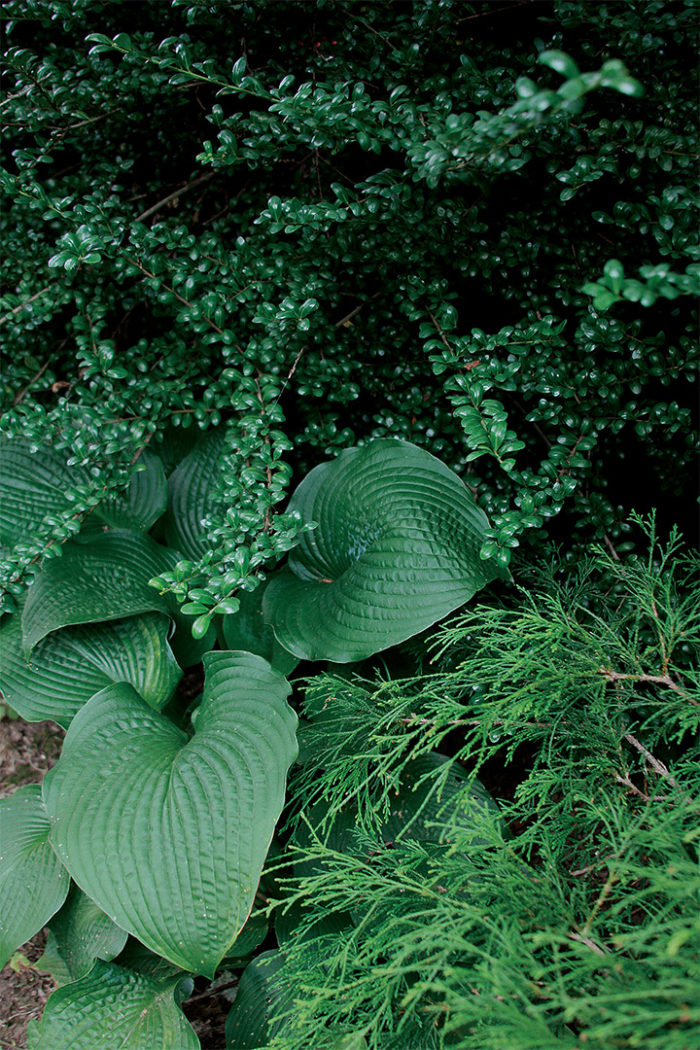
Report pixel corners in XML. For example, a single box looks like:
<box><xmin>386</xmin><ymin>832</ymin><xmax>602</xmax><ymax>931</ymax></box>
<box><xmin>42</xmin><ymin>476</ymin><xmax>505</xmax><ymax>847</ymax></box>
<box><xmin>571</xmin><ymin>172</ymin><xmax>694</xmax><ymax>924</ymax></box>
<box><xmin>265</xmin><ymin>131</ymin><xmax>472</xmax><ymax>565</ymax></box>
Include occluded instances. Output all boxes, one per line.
<box><xmin>1</xmin><ymin>0</ymin><xmax>697</xmax><ymax>615</ymax></box>
<box><xmin>1</xmin><ymin>2</ymin><xmax>698</xmax><ymax>1048</ymax></box>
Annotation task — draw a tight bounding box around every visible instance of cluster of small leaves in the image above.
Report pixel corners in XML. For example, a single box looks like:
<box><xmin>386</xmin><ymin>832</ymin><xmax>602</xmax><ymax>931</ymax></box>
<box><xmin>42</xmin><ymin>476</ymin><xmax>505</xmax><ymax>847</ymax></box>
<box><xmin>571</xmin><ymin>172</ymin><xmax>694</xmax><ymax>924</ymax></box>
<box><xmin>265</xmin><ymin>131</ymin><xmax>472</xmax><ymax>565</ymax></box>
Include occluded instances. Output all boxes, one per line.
<box><xmin>1</xmin><ymin>0</ymin><xmax>697</xmax><ymax>607</ymax></box>
<box><xmin>266</xmin><ymin>519</ymin><xmax>700</xmax><ymax>1049</ymax></box>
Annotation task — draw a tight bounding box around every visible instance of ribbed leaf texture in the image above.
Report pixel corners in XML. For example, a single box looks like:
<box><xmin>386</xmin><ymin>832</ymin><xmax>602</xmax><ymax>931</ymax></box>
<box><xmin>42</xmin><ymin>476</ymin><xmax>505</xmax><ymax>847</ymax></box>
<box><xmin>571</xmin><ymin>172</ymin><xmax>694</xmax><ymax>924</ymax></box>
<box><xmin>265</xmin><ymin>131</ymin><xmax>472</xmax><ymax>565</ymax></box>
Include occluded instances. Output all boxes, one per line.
<box><xmin>0</xmin><ymin>785</ymin><xmax>69</xmax><ymax>969</ymax></box>
<box><xmin>264</xmin><ymin>439</ymin><xmax>507</xmax><ymax>661</ymax></box>
<box><xmin>43</xmin><ymin>651</ymin><xmax>298</xmax><ymax>976</ymax></box>
<box><xmin>0</xmin><ymin>612</ymin><xmax>181</xmax><ymax>727</ymax></box>
<box><xmin>40</xmin><ymin>886</ymin><xmax>128</xmax><ymax>985</ymax></box>
<box><xmin>27</xmin><ymin>960</ymin><xmax>199</xmax><ymax>1050</ymax></box>
<box><xmin>0</xmin><ymin>440</ymin><xmax>89</xmax><ymax>552</ymax></box>
<box><xmin>21</xmin><ymin>529</ymin><xmax>178</xmax><ymax>651</ymax></box>
<box><xmin>95</xmin><ymin>450</ymin><xmax>168</xmax><ymax>532</ymax></box>
<box><xmin>165</xmin><ymin>430</ymin><xmax>226</xmax><ymax>559</ymax></box>
<box><xmin>224</xmin><ymin>949</ymin><xmax>289</xmax><ymax>1049</ymax></box>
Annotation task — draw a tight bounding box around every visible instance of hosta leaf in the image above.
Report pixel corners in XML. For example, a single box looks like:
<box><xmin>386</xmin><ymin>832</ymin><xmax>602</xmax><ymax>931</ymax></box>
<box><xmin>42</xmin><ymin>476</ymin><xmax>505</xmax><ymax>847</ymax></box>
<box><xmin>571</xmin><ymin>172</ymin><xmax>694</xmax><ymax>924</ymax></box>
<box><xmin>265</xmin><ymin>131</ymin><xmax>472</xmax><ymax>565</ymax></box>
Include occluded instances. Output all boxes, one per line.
<box><xmin>0</xmin><ymin>612</ymin><xmax>181</xmax><ymax>727</ymax></box>
<box><xmin>0</xmin><ymin>439</ymin><xmax>89</xmax><ymax>552</ymax></box>
<box><xmin>40</xmin><ymin>885</ymin><xmax>128</xmax><ymax>984</ymax></box>
<box><xmin>43</xmin><ymin>651</ymin><xmax>298</xmax><ymax>976</ymax></box>
<box><xmin>224</xmin><ymin>950</ymin><xmax>290</xmax><ymax>1049</ymax></box>
<box><xmin>165</xmin><ymin>429</ymin><xmax>226</xmax><ymax>559</ymax></box>
<box><xmin>21</xmin><ymin>529</ymin><xmax>178</xmax><ymax>652</ymax></box>
<box><xmin>114</xmin><ymin>939</ymin><xmax>188</xmax><ymax>983</ymax></box>
<box><xmin>27</xmin><ymin>960</ymin><xmax>199</xmax><ymax>1050</ymax></box>
<box><xmin>0</xmin><ymin>786</ymin><xmax>69</xmax><ymax>969</ymax></box>
<box><xmin>155</xmin><ymin>424</ymin><xmax>200</xmax><ymax>477</ymax></box>
<box><xmin>218</xmin><ymin>582</ymin><xmax>299</xmax><ymax>675</ymax></box>
<box><xmin>95</xmin><ymin>450</ymin><xmax>168</xmax><ymax>532</ymax></box>
<box><xmin>220</xmin><ymin>909</ymin><xmax>269</xmax><ymax>966</ymax></box>
<box><xmin>263</xmin><ymin>439</ymin><xmax>507</xmax><ymax>662</ymax></box>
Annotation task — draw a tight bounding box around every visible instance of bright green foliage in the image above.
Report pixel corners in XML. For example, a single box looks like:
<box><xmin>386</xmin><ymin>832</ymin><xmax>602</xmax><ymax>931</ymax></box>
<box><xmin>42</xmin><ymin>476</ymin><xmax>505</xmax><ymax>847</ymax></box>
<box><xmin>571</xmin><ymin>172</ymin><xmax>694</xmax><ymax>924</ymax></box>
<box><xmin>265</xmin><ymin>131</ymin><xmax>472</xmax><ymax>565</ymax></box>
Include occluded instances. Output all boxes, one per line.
<box><xmin>27</xmin><ymin>960</ymin><xmax>199</xmax><ymax>1050</ymax></box>
<box><xmin>43</xmin><ymin>652</ymin><xmax>298</xmax><ymax>976</ymax></box>
<box><xmin>263</xmin><ymin>523</ymin><xmax>700</xmax><ymax>1050</ymax></box>
<box><xmin>0</xmin><ymin>786</ymin><xmax>69</xmax><ymax>970</ymax></box>
<box><xmin>1</xmin><ymin>0</ymin><xmax>697</xmax><ymax>615</ymax></box>
<box><xmin>264</xmin><ymin>440</ymin><xmax>507</xmax><ymax>662</ymax></box>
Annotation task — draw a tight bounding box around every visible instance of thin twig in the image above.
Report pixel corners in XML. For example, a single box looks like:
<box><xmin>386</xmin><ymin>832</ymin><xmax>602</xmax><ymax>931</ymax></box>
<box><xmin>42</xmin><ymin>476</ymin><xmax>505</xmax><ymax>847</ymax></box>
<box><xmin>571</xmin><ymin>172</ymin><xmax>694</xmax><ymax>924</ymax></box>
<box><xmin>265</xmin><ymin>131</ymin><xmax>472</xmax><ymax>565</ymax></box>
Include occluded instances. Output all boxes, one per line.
<box><xmin>614</xmin><ymin>771</ymin><xmax>666</xmax><ymax>802</ymax></box>
<box><xmin>334</xmin><ymin>293</ymin><xmax>380</xmax><ymax>328</ymax></box>
<box><xmin>184</xmin><ymin>978</ymin><xmax>238</xmax><ymax>1005</ymax></box>
<box><xmin>567</xmin><ymin>931</ymin><xmax>607</xmax><ymax>957</ymax></box>
<box><xmin>601</xmin><ymin>669</ymin><xmax>695</xmax><ymax>703</ymax></box>
<box><xmin>135</xmin><ymin>171</ymin><xmax>215</xmax><ymax>222</ymax></box>
<box><xmin>623</xmin><ymin>734</ymin><xmax>676</xmax><ymax>785</ymax></box>
<box><xmin>13</xmin><ymin>358</ymin><xmax>51</xmax><ymax>406</ymax></box>
<box><xmin>0</xmin><ymin>286</ymin><xmax>51</xmax><ymax>326</ymax></box>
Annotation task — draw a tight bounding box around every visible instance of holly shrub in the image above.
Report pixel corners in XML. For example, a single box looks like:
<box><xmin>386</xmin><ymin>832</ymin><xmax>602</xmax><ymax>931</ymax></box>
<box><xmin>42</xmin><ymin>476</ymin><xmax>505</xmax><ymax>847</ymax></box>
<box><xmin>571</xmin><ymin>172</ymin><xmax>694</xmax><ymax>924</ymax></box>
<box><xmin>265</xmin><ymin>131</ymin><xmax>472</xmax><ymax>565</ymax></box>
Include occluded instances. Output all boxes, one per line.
<box><xmin>0</xmin><ymin>1</ymin><xmax>698</xmax><ymax>1048</ymax></box>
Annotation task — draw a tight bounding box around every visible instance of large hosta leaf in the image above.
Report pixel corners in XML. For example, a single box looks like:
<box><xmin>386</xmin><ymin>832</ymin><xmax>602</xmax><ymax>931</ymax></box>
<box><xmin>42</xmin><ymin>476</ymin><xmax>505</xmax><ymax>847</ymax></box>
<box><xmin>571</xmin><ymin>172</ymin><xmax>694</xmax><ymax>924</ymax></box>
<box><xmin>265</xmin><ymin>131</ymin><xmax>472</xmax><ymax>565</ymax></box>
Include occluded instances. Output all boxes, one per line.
<box><xmin>263</xmin><ymin>439</ymin><xmax>507</xmax><ymax>662</ymax></box>
<box><xmin>40</xmin><ymin>886</ymin><xmax>128</xmax><ymax>985</ymax></box>
<box><xmin>0</xmin><ymin>786</ymin><xmax>69</xmax><ymax>969</ymax></box>
<box><xmin>43</xmin><ymin>652</ymin><xmax>298</xmax><ymax>976</ymax></box>
<box><xmin>165</xmin><ymin>429</ymin><xmax>226</xmax><ymax>560</ymax></box>
<box><xmin>0</xmin><ymin>612</ymin><xmax>181</xmax><ymax>727</ymax></box>
<box><xmin>0</xmin><ymin>439</ymin><xmax>89</xmax><ymax>552</ymax></box>
<box><xmin>95</xmin><ymin>450</ymin><xmax>168</xmax><ymax>532</ymax></box>
<box><xmin>27</xmin><ymin>960</ymin><xmax>199</xmax><ymax>1050</ymax></box>
<box><xmin>21</xmin><ymin>529</ymin><xmax>178</xmax><ymax>652</ymax></box>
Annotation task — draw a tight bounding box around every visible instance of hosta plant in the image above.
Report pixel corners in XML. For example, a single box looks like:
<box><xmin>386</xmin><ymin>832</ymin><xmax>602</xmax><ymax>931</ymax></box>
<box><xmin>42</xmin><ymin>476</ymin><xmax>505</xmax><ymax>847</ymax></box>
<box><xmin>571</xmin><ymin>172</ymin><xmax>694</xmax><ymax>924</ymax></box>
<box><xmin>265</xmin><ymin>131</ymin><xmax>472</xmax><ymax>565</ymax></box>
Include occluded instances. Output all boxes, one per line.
<box><xmin>0</xmin><ymin>435</ymin><xmax>503</xmax><ymax>1049</ymax></box>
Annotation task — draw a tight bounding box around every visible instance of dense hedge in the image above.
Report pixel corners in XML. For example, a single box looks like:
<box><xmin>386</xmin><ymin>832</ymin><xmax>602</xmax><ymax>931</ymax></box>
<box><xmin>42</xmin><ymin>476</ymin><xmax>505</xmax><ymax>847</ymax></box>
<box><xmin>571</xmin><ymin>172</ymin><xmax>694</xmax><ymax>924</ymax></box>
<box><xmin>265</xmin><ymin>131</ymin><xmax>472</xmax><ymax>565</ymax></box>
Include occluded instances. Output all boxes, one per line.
<box><xmin>2</xmin><ymin>0</ymin><xmax>697</xmax><ymax>620</ymax></box>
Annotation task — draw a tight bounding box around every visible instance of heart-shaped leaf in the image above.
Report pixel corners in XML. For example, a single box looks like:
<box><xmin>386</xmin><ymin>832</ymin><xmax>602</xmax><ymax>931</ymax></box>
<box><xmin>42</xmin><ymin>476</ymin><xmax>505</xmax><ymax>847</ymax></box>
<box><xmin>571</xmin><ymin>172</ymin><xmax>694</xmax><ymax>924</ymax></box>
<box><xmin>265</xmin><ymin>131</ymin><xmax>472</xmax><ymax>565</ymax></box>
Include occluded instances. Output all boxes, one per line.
<box><xmin>0</xmin><ymin>786</ymin><xmax>69</xmax><ymax>969</ymax></box>
<box><xmin>40</xmin><ymin>886</ymin><xmax>128</xmax><ymax>984</ymax></box>
<box><xmin>165</xmin><ymin>429</ymin><xmax>226</xmax><ymax>560</ymax></box>
<box><xmin>0</xmin><ymin>612</ymin><xmax>181</xmax><ymax>727</ymax></box>
<box><xmin>21</xmin><ymin>529</ymin><xmax>178</xmax><ymax>652</ymax></box>
<box><xmin>218</xmin><ymin>582</ymin><xmax>299</xmax><ymax>675</ymax></box>
<box><xmin>28</xmin><ymin>960</ymin><xmax>199</xmax><ymax>1050</ymax></box>
<box><xmin>43</xmin><ymin>651</ymin><xmax>298</xmax><ymax>976</ymax></box>
<box><xmin>95</xmin><ymin>450</ymin><xmax>168</xmax><ymax>532</ymax></box>
<box><xmin>263</xmin><ymin>439</ymin><xmax>507</xmax><ymax>662</ymax></box>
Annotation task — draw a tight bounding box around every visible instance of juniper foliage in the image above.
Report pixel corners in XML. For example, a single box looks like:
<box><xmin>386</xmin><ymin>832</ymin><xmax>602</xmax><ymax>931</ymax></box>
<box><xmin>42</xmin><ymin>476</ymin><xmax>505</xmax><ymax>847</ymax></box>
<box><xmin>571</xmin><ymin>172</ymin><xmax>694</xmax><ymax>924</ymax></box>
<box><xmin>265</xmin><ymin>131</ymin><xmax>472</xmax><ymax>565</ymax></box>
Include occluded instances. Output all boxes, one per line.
<box><xmin>268</xmin><ymin>520</ymin><xmax>700</xmax><ymax>1049</ymax></box>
